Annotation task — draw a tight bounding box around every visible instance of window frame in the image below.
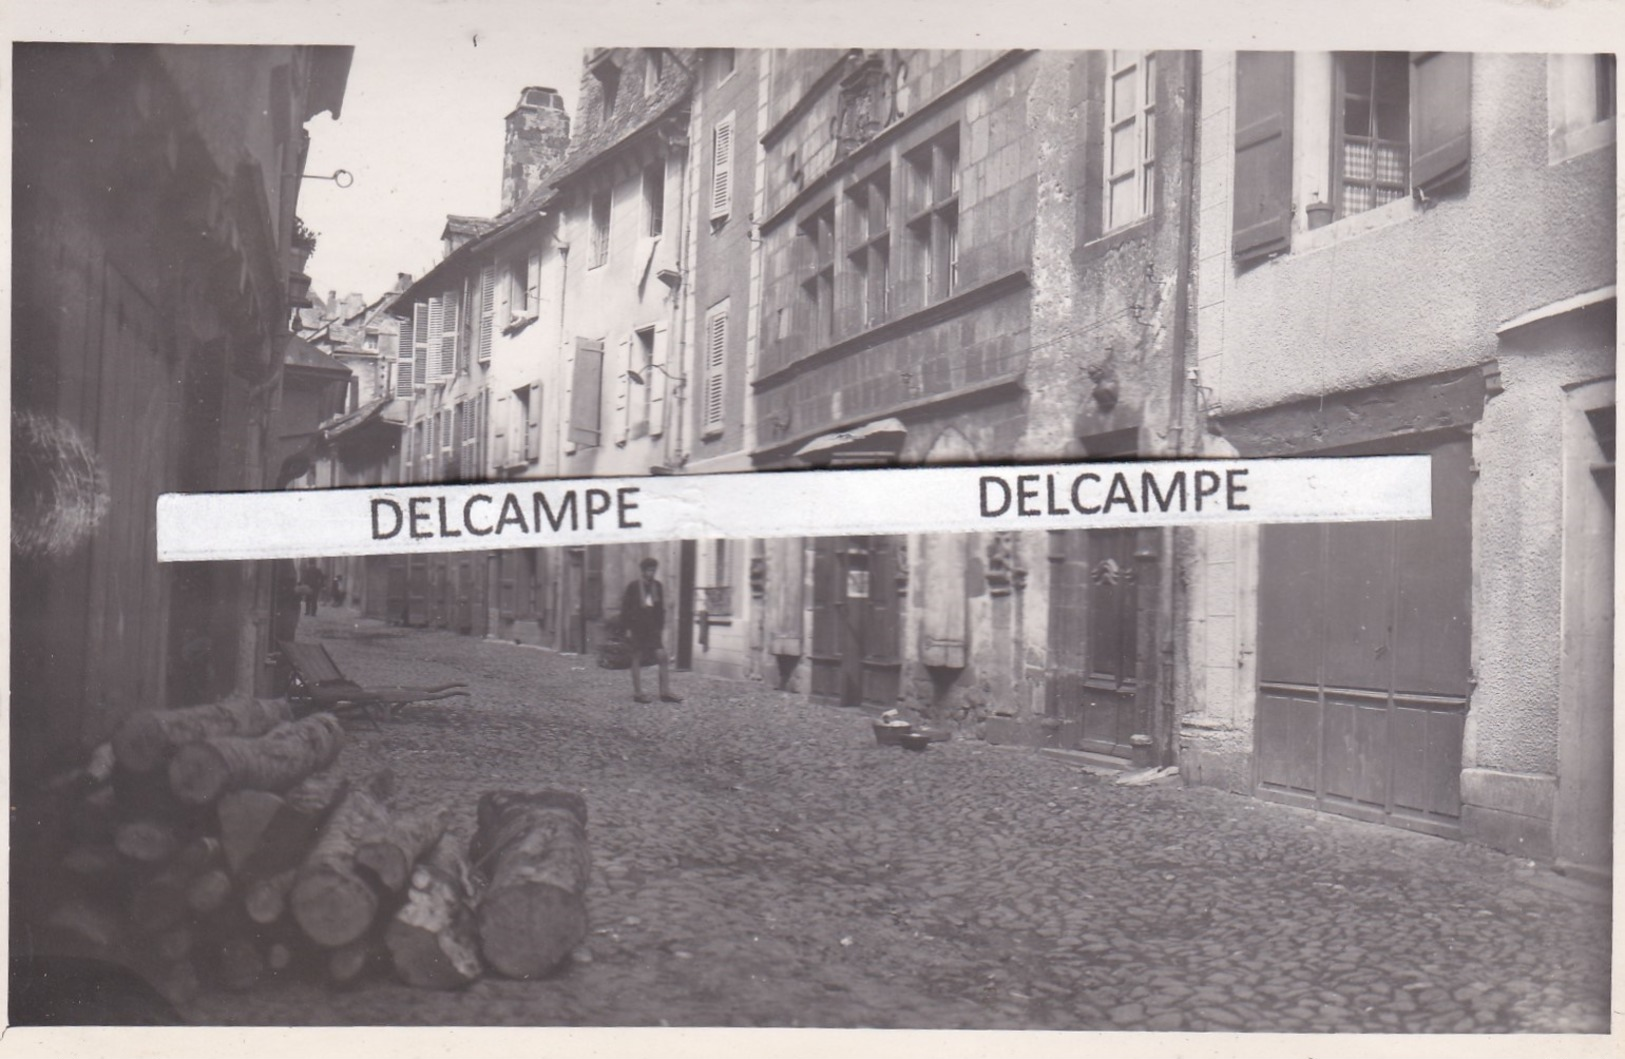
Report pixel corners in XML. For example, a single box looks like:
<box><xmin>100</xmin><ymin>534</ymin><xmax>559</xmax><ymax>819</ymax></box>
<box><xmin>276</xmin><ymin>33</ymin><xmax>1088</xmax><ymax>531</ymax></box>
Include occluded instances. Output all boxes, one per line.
<box><xmin>589</xmin><ymin>188</ymin><xmax>612</xmax><ymax>269</ymax></box>
<box><xmin>904</xmin><ymin>127</ymin><xmax>961</xmax><ymax>305</ymax></box>
<box><xmin>1104</xmin><ymin>50</ymin><xmax>1157</xmax><ymax>233</ymax></box>
<box><xmin>643</xmin><ymin>159</ymin><xmax>666</xmax><ymax>238</ymax></box>
<box><xmin>1331</xmin><ymin>51</ymin><xmax>1412</xmax><ymax>222</ymax></box>
<box><xmin>844</xmin><ymin>165</ymin><xmax>892</xmax><ymax>331</ymax></box>
<box><xmin>798</xmin><ymin>201</ymin><xmax>837</xmax><ymax>350</ymax></box>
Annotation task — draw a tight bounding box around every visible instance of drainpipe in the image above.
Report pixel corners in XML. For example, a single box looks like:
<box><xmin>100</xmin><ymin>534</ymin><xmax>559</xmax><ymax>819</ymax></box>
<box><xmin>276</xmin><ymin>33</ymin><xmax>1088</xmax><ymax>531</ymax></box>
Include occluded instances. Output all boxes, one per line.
<box><xmin>1157</xmin><ymin>50</ymin><xmax>1202</xmax><ymax>768</ymax></box>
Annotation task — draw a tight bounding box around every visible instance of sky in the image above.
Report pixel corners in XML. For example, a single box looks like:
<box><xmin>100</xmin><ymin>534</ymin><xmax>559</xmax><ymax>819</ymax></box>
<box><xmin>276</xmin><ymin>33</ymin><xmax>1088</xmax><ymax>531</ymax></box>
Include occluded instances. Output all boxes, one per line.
<box><xmin>297</xmin><ymin>27</ymin><xmax>583</xmax><ymax>302</ymax></box>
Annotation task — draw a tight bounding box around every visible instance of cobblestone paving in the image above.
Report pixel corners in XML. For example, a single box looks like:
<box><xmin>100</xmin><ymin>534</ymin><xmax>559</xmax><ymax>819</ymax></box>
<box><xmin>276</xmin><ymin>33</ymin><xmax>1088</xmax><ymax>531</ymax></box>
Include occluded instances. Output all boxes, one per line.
<box><xmin>183</xmin><ymin>614</ymin><xmax>1612</xmax><ymax>1031</ymax></box>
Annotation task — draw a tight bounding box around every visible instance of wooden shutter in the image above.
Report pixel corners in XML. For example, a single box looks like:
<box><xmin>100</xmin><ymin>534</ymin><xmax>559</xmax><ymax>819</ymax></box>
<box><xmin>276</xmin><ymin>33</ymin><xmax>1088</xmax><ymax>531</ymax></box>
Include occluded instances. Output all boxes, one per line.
<box><xmin>616</xmin><ymin>336</ymin><xmax>633</xmax><ymax>443</ymax></box>
<box><xmin>396</xmin><ymin>312</ymin><xmax>416</xmax><ymax>392</ymax></box>
<box><xmin>1410</xmin><ymin>52</ymin><xmax>1471</xmax><ymax>195</ymax></box>
<box><xmin>1232</xmin><ymin>51</ymin><xmax>1295</xmax><ymax>263</ymax></box>
<box><xmin>526</xmin><ymin>253</ymin><xmax>541</xmax><ymax>311</ymax></box>
<box><xmin>702</xmin><ymin>304</ymin><xmax>728</xmax><ymax>433</ymax></box>
<box><xmin>477</xmin><ymin>265</ymin><xmax>496</xmax><ymax>363</ymax></box>
<box><xmin>526</xmin><ymin>383</ymin><xmax>542</xmax><ymax>461</ymax></box>
<box><xmin>649</xmin><ymin>323</ymin><xmax>669</xmax><ymax>437</ymax></box>
<box><xmin>768</xmin><ymin>536</ymin><xmax>805</xmax><ymax>655</ymax></box>
<box><xmin>425</xmin><ymin>297</ymin><xmax>445</xmax><ymax>381</ymax></box>
<box><xmin>440</xmin><ymin>289</ymin><xmax>460</xmax><ymax>379</ymax></box>
<box><xmin>569</xmin><ymin>338</ymin><xmax>605</xmax><ymax>448</ymax></box>
<box><xmin>711</xmin><ymin>114</ymin><xmax>735</xmax><ymax>220</ymax></box>
<box><xmin>477</xmin><ymin>390</ymin><xmax>489</xmax><ymax>476</ymax></box>
<box><xmin>493</xmin><ymin>392</ymin><xmax>511</xmax><ymax>469</ymax></box>
<box><xmin>412</xmin><ymin>302</ymin><xmax>430</xmax><ymax>388</ymax></box>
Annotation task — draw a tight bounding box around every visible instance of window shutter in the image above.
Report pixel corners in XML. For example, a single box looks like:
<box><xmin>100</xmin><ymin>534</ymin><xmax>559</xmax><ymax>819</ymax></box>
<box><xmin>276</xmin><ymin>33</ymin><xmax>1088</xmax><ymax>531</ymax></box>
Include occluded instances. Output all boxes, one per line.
<box><xmin>396</xmin><ymin>313</ymin><xmax>416</xmax><ymax>392</ymax></box>
<box><xmin>649</xmin><ymin>323</ymin><xmax>669</xmax><ymax>438</ymax></box>
<box><xmin>425</xmin><ymin>298</ymin><xmax>445</xmax><ymax>381</ymax></box>
<box><xmin>569</xmin><ymin>338</ymin><xmax>605</xmax><ymax>448</ymax></box>
<box><xmin>477</xmin><ymin>390</ymin><xmax>489</xmax><ymax>476</ymax></box>
<box><xmin>412</xmin><ymin>303</ymin><xmax>430</xmax><ymax>388</ymax></box>
<box><xmin>616</xmin><ymin>336</ymin><xmax>634</xmax><ymax>444</ymax></box>
<box><xmin>440</xmin><ymin>289</ymin><xmax>460</xmax><ymax>379</ymax></box>
<box><xmin>1232</xmin><ymin>51</ymin><xmax>1295</xmax><ymax>263</ymax></box>
<box><xmin>711</xmin><ymin>115</ymin><xmax>735</xmax><ymax>219</ymax></box>
<box><xmin>400</xmin><ymin>423</ymin><xmax>413</xmax><ymax>484</ymax></box>
<box><xmin>478</xmin><ymin>266</ymin><xmax>496</xmax><ymax>363</ymax></box>
<box><xmin>703</xmin><ymin>306</ymin><xmax>728</xmax><ymax>433</ymax></box>
<box><xmin>526</xmin><ymin>253</ymin><xmax>541</xmax><ymax>311</ymax></box>
<box><xmin>493</xmin><ymin>392</ymin><xmax>510</xmax><ymax>468</ymax></box>
<box><xmin>1410</xmin><ymin>52</ymin><xmax>1471</xmax><ymax>195</ymax></box>
<box><xmin>526</xmin><ymin>383</ymin><xmax>541</xmax><ymax>461</ymax></box>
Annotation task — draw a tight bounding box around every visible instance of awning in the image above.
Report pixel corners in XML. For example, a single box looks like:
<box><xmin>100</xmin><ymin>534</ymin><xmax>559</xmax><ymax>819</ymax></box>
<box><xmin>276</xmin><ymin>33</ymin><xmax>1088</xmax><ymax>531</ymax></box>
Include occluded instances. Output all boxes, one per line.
<box><xmin>321</xmin><ymin>396</ymin><xmax>408</xmax><ymax>445</ymax></box>
<box><xmin>792</xmin><ymin>417</ymin><xmax>907</xmax><ymax>462</ymax></box>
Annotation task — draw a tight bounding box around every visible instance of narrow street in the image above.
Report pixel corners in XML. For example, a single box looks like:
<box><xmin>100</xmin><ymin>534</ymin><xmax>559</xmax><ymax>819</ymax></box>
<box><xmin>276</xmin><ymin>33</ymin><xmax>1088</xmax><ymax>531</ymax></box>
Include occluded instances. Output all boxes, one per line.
<box><xmin>184</xmin><ymin>612</ymin><xmax>1611</xmax><ymax>1032</ymax></box>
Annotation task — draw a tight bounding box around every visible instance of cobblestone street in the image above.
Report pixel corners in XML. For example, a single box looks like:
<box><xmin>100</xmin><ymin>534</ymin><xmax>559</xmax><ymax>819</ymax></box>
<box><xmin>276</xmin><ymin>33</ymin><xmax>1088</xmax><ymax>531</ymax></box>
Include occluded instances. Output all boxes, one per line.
<box><xmin>183</xmin><ymin>614</ymin><xmax>1612</xmax><ymax>1032</ymax></box>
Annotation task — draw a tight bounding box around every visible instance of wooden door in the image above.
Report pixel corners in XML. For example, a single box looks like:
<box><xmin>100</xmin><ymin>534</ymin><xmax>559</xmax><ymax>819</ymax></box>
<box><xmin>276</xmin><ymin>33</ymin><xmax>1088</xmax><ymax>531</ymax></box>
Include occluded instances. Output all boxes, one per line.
<box><xmin>1046</xmin><ymin>527</ymin><xmax>1141</xmax><ymax>760</ymax></box>
<box><xmin>1255</xmin><ymin>436</ymin><xmax>1472</xmax><ymax>836</ymax></box>
<box><xmin>810</xmin><ymin>537</ymin><xmax>901</xmax><ymax>708</ymax></box>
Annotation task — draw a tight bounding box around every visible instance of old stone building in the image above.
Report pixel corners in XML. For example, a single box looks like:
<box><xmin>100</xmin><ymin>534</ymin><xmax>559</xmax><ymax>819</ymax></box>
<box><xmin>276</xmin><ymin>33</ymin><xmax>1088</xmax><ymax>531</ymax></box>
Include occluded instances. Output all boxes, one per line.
<box><xmin>1179</xmin><ymin>51</ymin><xmax>1614</xmax><ymax>874</ymax></box>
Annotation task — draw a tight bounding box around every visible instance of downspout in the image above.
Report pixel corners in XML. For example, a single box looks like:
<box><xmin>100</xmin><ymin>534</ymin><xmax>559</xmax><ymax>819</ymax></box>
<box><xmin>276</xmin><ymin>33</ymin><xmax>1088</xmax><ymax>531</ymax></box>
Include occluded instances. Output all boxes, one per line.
<box><xmin>1158</xmin><ymin>49</ymin><xmax>1202</xmax><ymax>767</ymax></box>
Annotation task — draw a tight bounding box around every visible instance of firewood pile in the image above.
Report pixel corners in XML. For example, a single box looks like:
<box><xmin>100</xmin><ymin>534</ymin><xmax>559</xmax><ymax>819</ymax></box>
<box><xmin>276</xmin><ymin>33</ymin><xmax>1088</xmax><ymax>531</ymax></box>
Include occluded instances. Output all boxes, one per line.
<box><xmin>41</xmin><ymin>696</ymin><xmax>591</xmax><ymax>1006</ymax></box>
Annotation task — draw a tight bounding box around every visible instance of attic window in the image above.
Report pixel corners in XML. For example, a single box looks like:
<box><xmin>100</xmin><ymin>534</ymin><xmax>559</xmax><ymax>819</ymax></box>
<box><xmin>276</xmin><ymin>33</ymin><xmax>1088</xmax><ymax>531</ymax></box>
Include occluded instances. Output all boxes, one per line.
<box><xmin>595</xmin><ymin>61</ymin><xmax>621</xmax><ymax>120</ymax></box>
<box><xmin>645</xmin><ymin>50</ymin><xmax>662</xmax><ymax>95</ymax></box>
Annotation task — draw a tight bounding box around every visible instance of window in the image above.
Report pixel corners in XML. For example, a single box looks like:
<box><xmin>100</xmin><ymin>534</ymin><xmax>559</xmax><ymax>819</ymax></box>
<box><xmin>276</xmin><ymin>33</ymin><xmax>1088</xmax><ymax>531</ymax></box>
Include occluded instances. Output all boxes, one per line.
<box><xmin>799</xmin><ymin>204</ymin><xmax>836</xmax><ymax>348</ymax></box>
<box><xmin>476</xmin><ymin>265</ymin><xmax>495</xmax><ymax>362</ymax></box>
<box><xmin>413</xmin><ymin>420</ymin><xmax>428</xmax><ymax>482</ymax></box>
<box><xmin>595</xmin><ymin>61</ymin><xmax>620</xmax><ymax>120</ymax></box>
<box><xmin>411</xmin><ymin>302</ymin><xmax>430</xmax><ymax>388</ymax></box>
<box><xmin>435</xmin><ymin>288</ymin><xmax>460</xmax><ymax>379</ymax></box>
<box><xmin>703</xmin><ymin>540</ymin><xmax>734</xmax><ymax>618</ymax></box>
<box><xmin>845</xmin><ymin>166</ymin><xmax>891</xmax><ymax>330</ymax></box>
<box><xmin>711</xmin><ymin>113</ymin><xmax>736</xmax><ymax>222</ymax></box>
<box><xmin>715</xmin><ymin>48</ymin><xmax>736</xmax><ymax>85</ymax></box>
<box><xmin>643</xmin><ymin>160</ymin><xmax>665</xmax><ymax>238</ymax></box>
<box><xmin>632</xmin><ymin>327</ymin><xmax>656</xmax><ymax>439</ymax></box>
<box><xmin>569</xmin><ymin>337</ymin><xmax>606</xmax><ymax>449</ymax></box>
<box><xmin>905</xmin><ymin>129</ymin><xmax>960</xmax><ymax>303</ymax></box>
<box><xmin>590</xmin><ymin>189</ymin><xmax>612</xmax><ymax>268</ymax></box>
<box><xmin>395</xmin><ymin>312</ymin><xmax>417</xmax><ymax>393</ymax></box>
<box><xmin>1549</xmin><ymin>53</ymin><xmax>1617</xmax><ymax>163</ymax></box>
<box><xmin>1334</xmin><ymin>52</ymin><xmax>1409</xmax><ymax>219</ymax></box>
<box><xmin>1232</xmin><ymin>52</ymin><xmax>1471</xmax><ymax>262</ymax></box>
<box><xmin>514</xmin><ymin>385</ymin><xmax>537</xmax><ymax>463</ymax></box>
<box><xmin>1105</xmin><ymin>50</ymin><xmax>1156</xmax><ymax>231</ymax></box>
<box><xmin>702</xmin><ymin>301</ymin><xmax>729</xmax><ymax>436</ymax></box>
<box><xmin>439</xmin><ymin>407</ymin><xmax>455</xmax><ymax>477</ymax></box>
<box><xmin>644</xmin><ymin>50</ymin><xmax>662</xmax><ymax>95</ymax></box>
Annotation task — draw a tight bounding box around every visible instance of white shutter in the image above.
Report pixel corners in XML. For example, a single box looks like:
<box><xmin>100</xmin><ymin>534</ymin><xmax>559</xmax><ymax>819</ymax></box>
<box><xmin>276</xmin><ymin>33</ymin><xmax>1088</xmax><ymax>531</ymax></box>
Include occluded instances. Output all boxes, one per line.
<box><xmin>617</xmin><ymin>336</ymin><xmax>633</xmax><ymax>444</ymax></box>
<box><xmin>425</xmin><ymin>297</ymin><xmax>445</xmax><ymax>381</ymax></box>
<box><xmin>711</xmin><ymin>114</ymin><xmax>735</xmax><ymax>220</ymax></box>
<box><xmin>649</xmin><ymin>323</ymin><xmax>669</xmax><ymax>438</ymax></box>
<box><xmin>703</xmin><ymin>304</ymin><xmax>728</xmax><ymax>432</ymax></box>
<box><xmin>439</xmin><ymin>288</ymin><xmax>460</xmax><ymax>379</ymax></box>
<box><xmin>478</xmin><ymin>265</ymin><xmax>496</xmax><ymax>363</ymax></box>
<box><xmin>493</xmin><ymin>392</ymin><xmax>511</xmax><ymax>468</ymax></box>
<box><xmin>396</xmin><ymin>312</ymin><xmax>416</xmax><ymax>392</ymax></box>
<box><xmin>525</xmin><ymin>383</ymin><xmax>542</xmax><ymax>462</ymax></box>
<box><xmin>526</xmin><ymin>253</ymin><xmax>541</xmax><ymax>310</ymax></box>
<box><xmin>412</xmin><ymin>302</ymin><xmax>430</xmax><ymax>388</ymax></box>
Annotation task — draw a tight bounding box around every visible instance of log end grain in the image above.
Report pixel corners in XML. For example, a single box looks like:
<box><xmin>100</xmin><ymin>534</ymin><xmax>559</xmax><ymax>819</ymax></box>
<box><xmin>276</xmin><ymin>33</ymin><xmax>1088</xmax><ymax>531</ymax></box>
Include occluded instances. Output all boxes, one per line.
<box><xmin>476</xmin><ymin>882</ymin><xmax>587</xmax><ymax>980</ymax></box>
<box><xmin>291</xmin><ymin>868</ymin><xmax>378</xmax><ymax>949</ymax></box>
<box><xmin>385</xmin><ymin>921</ymin><xmax>482</xmax><ymax>990</ymax></box>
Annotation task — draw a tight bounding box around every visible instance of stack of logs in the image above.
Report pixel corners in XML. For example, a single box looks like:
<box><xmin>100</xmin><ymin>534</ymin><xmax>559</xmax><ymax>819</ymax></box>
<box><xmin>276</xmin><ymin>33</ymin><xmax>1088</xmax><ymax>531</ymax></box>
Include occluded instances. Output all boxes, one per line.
<box><xmin>44</xmin><ymin>696</ymin><xmax>592</xmax><ymax>1004</ymax></box>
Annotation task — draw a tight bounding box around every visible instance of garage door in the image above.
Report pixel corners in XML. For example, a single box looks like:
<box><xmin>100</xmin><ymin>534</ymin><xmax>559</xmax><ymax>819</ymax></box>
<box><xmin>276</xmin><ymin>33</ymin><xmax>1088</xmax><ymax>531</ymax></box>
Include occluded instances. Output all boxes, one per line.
<box><xmin>1255</xmin><ymin>436</ymin><xmax>1472</xmax><ymax>837</ymax></box>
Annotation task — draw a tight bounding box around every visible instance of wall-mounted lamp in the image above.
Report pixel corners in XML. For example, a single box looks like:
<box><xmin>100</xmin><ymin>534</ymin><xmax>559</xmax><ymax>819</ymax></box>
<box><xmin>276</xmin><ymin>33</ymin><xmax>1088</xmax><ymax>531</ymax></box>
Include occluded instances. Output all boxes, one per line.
<box><xmin>625</xmin><ymin>364</ymin><xmax>687</xmax><ymax>388</ymax></box>
<box><xmin>301</xmin><ymin>168</ymin><xmax>354</xmax><ymax>188</ymax></box>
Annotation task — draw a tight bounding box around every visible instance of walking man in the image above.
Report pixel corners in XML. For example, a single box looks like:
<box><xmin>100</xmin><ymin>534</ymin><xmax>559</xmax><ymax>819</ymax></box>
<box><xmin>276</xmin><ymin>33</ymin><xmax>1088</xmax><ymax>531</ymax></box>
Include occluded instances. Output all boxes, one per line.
<box><xmin>621</xmin><ymin>557</ymin><xmax>681</xmax><ymax>704</ymax></box>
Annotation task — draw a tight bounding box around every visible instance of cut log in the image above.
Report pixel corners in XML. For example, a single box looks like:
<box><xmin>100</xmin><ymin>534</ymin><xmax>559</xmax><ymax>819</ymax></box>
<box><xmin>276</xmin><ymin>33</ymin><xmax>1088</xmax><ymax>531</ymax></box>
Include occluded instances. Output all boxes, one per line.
<box><xmin>62</xmin><ymin>843</ymin><xmax>122</xmax><ymax>879</ymax></box>
<box><xmin>155</xmin><ymin>926</ymin><xmax>194</xmax><ymax>964</ymax></box>
<box><xmin>357</xmin><ymin>808</ymin><xmax>449</xmax><ymax>894</ymax></box>
<box><xmin>149</xmin><ymin>958</ymin><xmax>201</xmax><ymax>1007</ymax></box>
<box><xmin>385</xmin><ymin>837</ymin><xmax>484</xmax><ymax>989</ymax></box>
<box><xmin>267</xmin><ymin>942</ymin><xmax>295</xmax><ymax>973</ymax></box>
<box><xmin>289</xmin><ymin>777</ymin><xmax>396</xmax><ymax>947</ymax></box>
<box><xmin>186</xmin><ymin>869</ymin><xmax>232</xmax><ymax>914</ymax></box>
<box><xmin>113</xmin><ymin>697</ymin><xmax>295</xmax><ymax>774</ymax></box>
<box><xmin>245</xmin><ymin>869</ymin><xmax>298</xmax><ymax>925</ymax></box>
<box><xmin>216</xmin><ymin>933</ymin><xmax>265</xmax><ymax>992</ymax></box>
<box><xmin>174</xmin><ymin>835</ymin><xmax>223</xmax><ymax>876</ymax></box>
<box><xmin>470</xmin><ymin>790</ymin><xmax>591</xmax><ymax>979</ymax></box>
<box><xmin>328</xmin><ymin>938</ymin><xmax>376</xmax><ymax>987</ymax></box>
<box><xmin>168</xmin><ymin>713</ymin><xmax>344</xmax><ymax>806</ymax></box>
<box><xmin>114</xmin><ymin>819</ymin><xmax>180</xmax><ymax>864</ymax></box>
<box><xmin>129</xmin><ymin>870</ymin><xmax>191</xmax><ymax>935</ymax></box>
<box><xmin>67</xmin><ymin>785</ymin><xmax>118</xmax><ymax>844</ymax></box>
<box><xmin>216</xmin><ymin>789</ymin><xmax>285</xmax><ymax>874</ymax></box>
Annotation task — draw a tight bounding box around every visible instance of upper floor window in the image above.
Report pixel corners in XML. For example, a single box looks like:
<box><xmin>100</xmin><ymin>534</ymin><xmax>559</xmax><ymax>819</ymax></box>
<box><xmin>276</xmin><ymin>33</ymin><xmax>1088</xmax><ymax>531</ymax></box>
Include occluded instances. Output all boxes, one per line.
<box><xmin>845</xmin><ymin>166</ymin><xmax>891</xmax><ymax>329</ymax></box>
<box><xmin>1549</xmin><ymin>53</ymin><xmax>1617</xmax><ymax>163</ymax></box>
<box><xmin>594</xmin><ymin>60</ymin><xmax>621</xmax><ymax>121</ymax></box>
<box><xmin>1106</xmin><ymin>51</ymin><xmax>1157</xmax><ymax>230</ymax></box>
<box><xmin>1334</xmin><ymin>52</ymin><xmax>1410</xmax><ymax>219</ymax></box>
<box><xmin>1232</xmin><ymin>51</ymin><xmax>1471</xmax><ymax>263</ymax></box>
<box><xmin>589</xmin><ymin>189</ymin><xmax>612</xmax><ymax>268</ymax></box>
<box><xmin>905</xmin><ymin>129</ymin><xmax>960</xmax><ymax>303</ymax></box>
<box><xmin>715</xmin><ymin>48</ymin><xmax>736</xmax><ymax>85</ymax></box>
<box><xmin>799</xmin><ymin>202</ymin><xmax>836</xmax><ymax>348</ymax></box>
<box><xmin>711</xmin><ymin>113</ymin><xmax>736</xmax><ymax>222</ymax></box>
<box><xmin>644</xmin><ymin>50</ymin><xmax>663</xmax><ymax>96</ymax></box>
<box><xmin>643</xmin><ymin>160</ymin><xmax>666</xmax><ymax>237</ymax></box>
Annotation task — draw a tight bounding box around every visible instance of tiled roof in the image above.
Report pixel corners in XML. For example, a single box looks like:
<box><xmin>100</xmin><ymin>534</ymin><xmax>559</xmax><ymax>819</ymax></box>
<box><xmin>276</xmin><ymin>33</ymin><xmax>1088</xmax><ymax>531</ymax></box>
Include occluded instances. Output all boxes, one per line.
<box><xmin>544</xmin><ymin>47</ymin><xmax>695</xmax><ymax>191</ymax></box>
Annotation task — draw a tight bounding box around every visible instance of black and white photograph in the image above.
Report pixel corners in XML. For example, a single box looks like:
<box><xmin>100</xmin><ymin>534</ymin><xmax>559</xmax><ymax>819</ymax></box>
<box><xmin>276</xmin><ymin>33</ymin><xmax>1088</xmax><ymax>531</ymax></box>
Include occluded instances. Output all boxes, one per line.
<box><xmin>5</xmin><ymin>0</ymin><xmax>1618</xmax><ymax>1053</ymax></box>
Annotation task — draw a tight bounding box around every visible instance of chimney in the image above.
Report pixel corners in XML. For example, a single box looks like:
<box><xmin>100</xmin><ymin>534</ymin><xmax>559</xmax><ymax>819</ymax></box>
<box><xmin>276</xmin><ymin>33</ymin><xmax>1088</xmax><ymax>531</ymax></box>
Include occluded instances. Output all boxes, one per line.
<box><xmin>501</xmin><ymin>87</ymin><xmax>571</xmax><ymax>213</ymax></box>
<box><xmin>395</xmin><ymin>272</ymin><xmax>413</xmax><ymax>292</ymax></box>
